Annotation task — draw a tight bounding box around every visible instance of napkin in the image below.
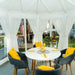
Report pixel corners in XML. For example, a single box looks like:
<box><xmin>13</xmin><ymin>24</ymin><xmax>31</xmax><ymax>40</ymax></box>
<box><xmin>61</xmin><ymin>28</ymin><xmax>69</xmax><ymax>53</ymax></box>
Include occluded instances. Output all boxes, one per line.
<box><xmin>41</xmin><ymin>54</ymin><xmax>49</xmax><ymax>58</ymax></box>
<box><xmin>28</xmin><ymin>50</ymin><xmax>35</xmax><ymax>53</ymax></box>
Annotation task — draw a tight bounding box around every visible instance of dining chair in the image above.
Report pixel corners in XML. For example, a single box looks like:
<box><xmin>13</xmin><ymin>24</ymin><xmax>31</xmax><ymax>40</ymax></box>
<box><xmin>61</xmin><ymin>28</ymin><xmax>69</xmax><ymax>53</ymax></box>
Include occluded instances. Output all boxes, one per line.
<box><xmin>8</xmin><ymin>52</ymin><xmax>29</xmax><ymax>75</ymax></box>
<box><xmin>35</xmin><ymin>64</ymin><xmax>61</xmax><ymax>75</ymax></box>
<box><xmin>54</xmin><ymin>49</ymin><xmax>75</xmax><ymax>75</ymax></box>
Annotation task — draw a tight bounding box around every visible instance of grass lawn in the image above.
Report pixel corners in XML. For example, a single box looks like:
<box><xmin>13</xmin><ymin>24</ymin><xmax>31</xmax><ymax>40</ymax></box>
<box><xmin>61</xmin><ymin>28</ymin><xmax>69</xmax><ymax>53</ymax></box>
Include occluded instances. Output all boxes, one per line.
<box><xmin>68</xmin><ymin>39</ymin><xmax>75</xmax><ymax>47</ymax></box>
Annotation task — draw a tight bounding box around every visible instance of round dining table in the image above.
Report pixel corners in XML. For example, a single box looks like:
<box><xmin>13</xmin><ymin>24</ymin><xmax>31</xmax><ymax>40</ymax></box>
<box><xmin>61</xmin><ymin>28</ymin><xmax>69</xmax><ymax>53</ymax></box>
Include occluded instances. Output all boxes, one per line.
<box><xmin>25</xmin><ymin>47</ymin><xmax>61</xmax><ymax>75</ymax></box>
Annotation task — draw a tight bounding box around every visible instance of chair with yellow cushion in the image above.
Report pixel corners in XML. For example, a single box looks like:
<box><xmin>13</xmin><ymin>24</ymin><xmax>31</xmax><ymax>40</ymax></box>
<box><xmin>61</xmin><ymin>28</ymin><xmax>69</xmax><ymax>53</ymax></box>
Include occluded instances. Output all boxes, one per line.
<box><xmin>34</xmin><ymin>42</ymin><xmax>42</xmax><ymax>47</ymax></box>
<box><xmin>54</xmin><ymin>47</ymin><xmax>75</xmax><ymax>75</ymax></box>
<box><xmin>8</xmin><ymin>48</ymin><xmax>29</xmax><ymax>75</ymax></box>
<box><xmin>35</xmin><ymin>65</ymin><xmax>61</xmax><ymax>75</ymax></box>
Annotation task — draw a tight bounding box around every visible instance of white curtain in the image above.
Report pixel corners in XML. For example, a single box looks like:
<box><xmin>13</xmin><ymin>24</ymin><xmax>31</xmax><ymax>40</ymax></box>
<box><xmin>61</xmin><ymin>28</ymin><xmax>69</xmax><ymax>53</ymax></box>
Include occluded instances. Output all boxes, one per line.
<box><xmin>29</xmin><ymin>17</ymin><xmax>48</xmax><ymax>44</ymax></box>
<box><xmin>38</xmin><ymin>18</ymin><xmax>48</xmax><ymax>43</ymax></box>
<box><xmin>49</xmin><ymin>20</ymin><xmax>53</xmax><ymax>37</ymax></box>
<box><xmin>7</xmin><ymin>17</ymin><xmax>21</xmax><ymax>52</ymax></box>
<box><xmin>53</xmin><ymin>17</ymin><xmax>67</xmax><ymax>50</ymax></box>
<box><xmin>53</xmin><ymin>16</ymin><xmax>74</xmax><ymax>50</ymax></box>
<box><xmin>29</xmin><ymin>18</ymin><xmax>38</xmax><ymax>43</ymax></box>
<box><xmin>65</xmin><ymin>16</ymin><xmax>74</xmax><ymax>48</ymax></box>
<box><xmin>1</xmin><ymin>17</ymin><xmax>21</xmax><ymax>52</ymax></box>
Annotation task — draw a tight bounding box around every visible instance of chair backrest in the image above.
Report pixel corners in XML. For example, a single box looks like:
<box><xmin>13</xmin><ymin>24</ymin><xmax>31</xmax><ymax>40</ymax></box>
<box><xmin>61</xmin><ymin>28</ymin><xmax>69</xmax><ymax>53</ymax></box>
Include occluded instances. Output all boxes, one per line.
<box><xmin>8</xmin><ymin>54</ymin><xmax>14</xmax><ymax>65</ymax></box>
<box><xmin>8</xmin><ymin>53</ymin><xmax>19</xmax><ymax>65</ymax></box>
<box><xmin>33</xmin><ymin>44</ymin><xmax>36</xmax><ymax>47</ymax></box>
<box><xmin>35</xmin><ymin>65</ymin><xmax>61</xmax><ymax>75</ymax></box>
<box><xmin>59</xmin><ymin>52</ymin><xmax>75</xmax><ymax>65</ymax></box>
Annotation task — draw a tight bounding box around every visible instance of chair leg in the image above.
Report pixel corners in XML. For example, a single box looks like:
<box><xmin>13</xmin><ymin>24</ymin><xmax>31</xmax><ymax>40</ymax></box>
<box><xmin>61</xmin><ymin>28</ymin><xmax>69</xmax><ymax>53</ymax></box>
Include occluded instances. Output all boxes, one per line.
<box><xmin>53</xmin><ymin>60</ymin><xmax>56</xmax><ymax>68</ymax></box>
<box><xmin>42</xmin><ymin>61</ymin><xmax>44</xmax><ymax>63</ymax></box>
<box><xmin>25</xmin><ymin>68</ymin><xmax>28</xmax><ymax>75</ymax></box>
<box><xmin>61</xmin><ymin>65</ymin><xmax>63</xmax><ymax>75</ymax></box>
<box><xmin>14</xmin><ymin>68</ymin><xmax>17</xmax><ymax>75</ymax></box>
<box><xmin>28</xmin><ymin>66</ymin><xmax>30</xmax><ymax>72</ymax></box>
<box><xmin>69</xmin><ymin>63</ymin><xmax>72</xmax><ymax>75</ymax></box>
<box><xmin>54</xmin><ymin>63</ymin><xmax>56</xmax><ymax>68</ymax></box>
<box><xmin>66</xmin><ymin>64</ymin><xmax>68</xmax><ymax>70</ymax></box>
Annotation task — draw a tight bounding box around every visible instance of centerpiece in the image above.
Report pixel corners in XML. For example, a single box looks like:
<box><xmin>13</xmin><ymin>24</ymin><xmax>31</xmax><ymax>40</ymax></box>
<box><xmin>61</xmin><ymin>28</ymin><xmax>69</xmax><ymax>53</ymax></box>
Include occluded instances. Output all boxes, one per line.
<box><xmin>41</xmin><ymin>43</ymin><xmax>46</xmax><ymax>52</ymax></box>
<box><xmin>37</xmin><ymin>43</ymin><xmax>50</xmax><ymax>54</ymax></box>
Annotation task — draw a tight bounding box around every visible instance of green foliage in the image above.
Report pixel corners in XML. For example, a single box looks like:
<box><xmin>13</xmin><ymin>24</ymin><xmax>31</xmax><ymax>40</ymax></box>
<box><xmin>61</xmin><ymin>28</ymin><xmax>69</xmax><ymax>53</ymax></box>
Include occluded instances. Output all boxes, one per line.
<box><xmin>55</xmin><ymin>36</ymin><xmax>59</xmax><ymax>39</ymax></box>
<box><xmin>43</xmin><ymin>36</ymin><xmax>51</xmax><ymax>47</ymax></box>
<box><xmin>55</xmin><ymin>36</ymin><xmax>59</xmax><ymax>41</ymax></box>
<box><xmin>68</xmin><ymin>39</ymin><xmax>75</xmax><ymax>48</ymax></box>
<box><xmin>55</xmin><ymin>36</ymin><xmax>59</xmax><ymax>47</ymax></box>
<box><xmin>18</xmin><ymin>31</ymin><xmax>20</xmax><ymax>33</ymax></box>
<box><xmin>19</xmin><ymin>48</ymin><xmax>25</xmax><ymax>52</ymax></box>
<box><xmin>0</xmin><ymin>45</ymin><xmax>4</xmax><ymax>49</ymax></box>
<box><xmin>1</xmin><ymin>37</ymin><xmax>4</xmax><ymax>40</ymax></box>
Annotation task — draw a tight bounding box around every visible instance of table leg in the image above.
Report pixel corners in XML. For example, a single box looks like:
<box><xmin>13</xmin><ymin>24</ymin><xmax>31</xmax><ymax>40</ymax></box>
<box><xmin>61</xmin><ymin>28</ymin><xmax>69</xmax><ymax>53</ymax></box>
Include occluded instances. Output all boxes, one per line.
<box><xmin>49</xmin><ymin>60</ymin><xmax>51</xmax><ymax>66</ymax></box>
<box><xmin>45</xmin><ymin>61</ymin><xmax>47</xmax><ymax>65</ymax></box>
<box><xmin>35</xmin><ymin>60</ymin><xmax>37</xmax><ymax>66</ymax></box>
<box><xmin>53</xmin><ymin>61</ymin><xmax>56</xmax><ymax>68</ymax></box>
<box><xmin>32</xmin><ymin>60</ymin><xmax>33</xmax><ymax>70</ymax></box>
<box><xmin>32</xmin><ymin>60</ymin><xmax>36</xmax><ymax>75</ymax></box>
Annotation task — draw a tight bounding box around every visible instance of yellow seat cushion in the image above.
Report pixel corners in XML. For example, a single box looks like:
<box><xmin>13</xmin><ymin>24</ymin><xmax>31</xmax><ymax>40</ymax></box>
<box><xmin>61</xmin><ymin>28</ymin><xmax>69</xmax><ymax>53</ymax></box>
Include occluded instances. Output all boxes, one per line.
<box><xmin>63</xmin><ymin>47</ymin><xmax>75</xmax><ymax>57</ymax></box>
<box><xmin>37</xmin><ymin>65</ymin><xmax>55</xmax><ymax>71</ymax></box>
<box><xmin>8</xmin><ymin>48</ymin><xmax>21</xmax><ymax>60</ymax></box>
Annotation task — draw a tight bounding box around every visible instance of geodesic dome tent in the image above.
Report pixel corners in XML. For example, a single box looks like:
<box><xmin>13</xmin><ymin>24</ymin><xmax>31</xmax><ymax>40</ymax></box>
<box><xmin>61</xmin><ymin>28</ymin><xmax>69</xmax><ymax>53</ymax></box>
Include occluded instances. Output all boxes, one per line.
<box><xmin>0</xmin><ymin>0</ymin><xmax>75</xmax><ymax>53</ymax></box>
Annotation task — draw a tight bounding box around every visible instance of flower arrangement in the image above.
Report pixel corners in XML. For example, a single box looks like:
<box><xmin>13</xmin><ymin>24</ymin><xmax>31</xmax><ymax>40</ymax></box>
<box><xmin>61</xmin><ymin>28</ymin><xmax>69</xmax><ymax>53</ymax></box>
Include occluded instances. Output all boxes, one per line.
<box><xmin>41</xmin><ymin>43</ymin><xmax>46</xmax><ymax>52</ymax></box>
<box><xmin>43</xmin><ymin>36</ymin><xmax>51</xmax><ymax>47</ymax></box>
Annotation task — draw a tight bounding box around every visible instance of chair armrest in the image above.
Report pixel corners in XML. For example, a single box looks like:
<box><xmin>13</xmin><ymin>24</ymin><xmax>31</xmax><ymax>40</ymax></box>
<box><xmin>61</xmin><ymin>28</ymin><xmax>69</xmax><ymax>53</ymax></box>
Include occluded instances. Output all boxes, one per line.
<box><xmin>17</xmin><ymin>52</ymin><xmax>27</xmax><ymax>58</ymax></box>
<box><xmin>59</xmin><ymin>54</ymin><xmax>74</xmax><ymax>65</ymax></box>
<box><xmin>8</xmin><ymin>54</ymin><xmax>26</xmax><ymax>66</ymax></box>
<box><xmin>17</xmin><ymin>52</ymin><xmax>28</xmax><ymax>62</ymax></box>
<box><xmin>60</xmin><ymin>49</ymin><xmax>66</xmax><ymax>57</ymax></box>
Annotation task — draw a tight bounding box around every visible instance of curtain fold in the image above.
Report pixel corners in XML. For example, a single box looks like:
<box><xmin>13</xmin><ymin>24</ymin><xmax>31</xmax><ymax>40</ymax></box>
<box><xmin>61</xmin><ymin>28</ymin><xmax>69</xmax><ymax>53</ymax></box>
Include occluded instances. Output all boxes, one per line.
<box><xmin>1</xmin><ymin>17</ymin><xmax>21</xmax><ymax>52</ymax></box>
<box><xmin>28</xmin><ymin>19</ymin><xmax>38</xmax><ymax>43</ymax></box>
<box><xmin>65</xmin><ymin>16</ymin><xmax>74</xmax><ymax>48</ymax></box>
<box><xmin>65</xmin><ymin>16</ymin><xmax>74</xmax><ymax>36</ymax></box>
<box><xmin>29</xmin><ymin>18</ymin><xmax>48</xmax><ymax>44</ymax></box>
<box><xmin>53</xmin><ymin>17</ymin><xmax>66</xmax><ymax>50</ymax></box>
<box><xmin>7</xmin><ymin>17</ymin><xmax>21</xmax><ymax>52</ymax></box>
<box><xmin>53</xmin><ymin>16</ymin><xmax>74</xmax><ymax>50</ymax></box>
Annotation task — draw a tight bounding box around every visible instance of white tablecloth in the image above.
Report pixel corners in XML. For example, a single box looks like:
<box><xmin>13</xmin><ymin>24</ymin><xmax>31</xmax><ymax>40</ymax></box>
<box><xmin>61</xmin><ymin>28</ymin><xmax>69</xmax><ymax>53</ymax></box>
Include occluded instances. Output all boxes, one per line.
<box><xmin>25</xmin><ymin>47</ymin><xmax>61</xmax><ymax>61</ymax></box>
